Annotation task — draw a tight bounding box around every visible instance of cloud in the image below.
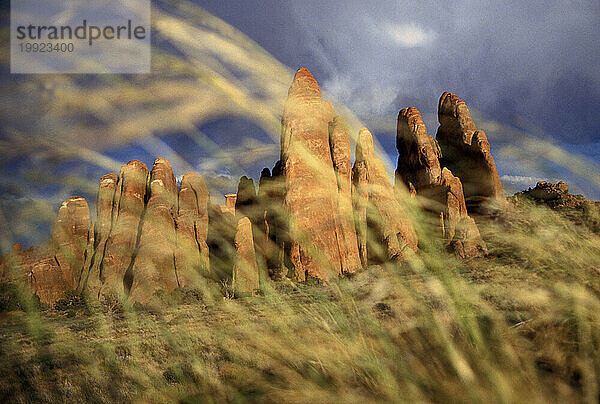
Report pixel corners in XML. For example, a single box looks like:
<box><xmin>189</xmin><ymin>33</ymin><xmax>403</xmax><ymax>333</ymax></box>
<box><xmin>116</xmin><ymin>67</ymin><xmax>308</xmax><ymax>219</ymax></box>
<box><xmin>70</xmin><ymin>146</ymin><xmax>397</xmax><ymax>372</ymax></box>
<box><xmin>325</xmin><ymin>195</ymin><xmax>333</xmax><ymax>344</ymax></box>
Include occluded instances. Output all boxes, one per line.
<box><xmin>385</xmin><ymin>23</ymin><xmax>435</xmax><ymax>48</ymax></box>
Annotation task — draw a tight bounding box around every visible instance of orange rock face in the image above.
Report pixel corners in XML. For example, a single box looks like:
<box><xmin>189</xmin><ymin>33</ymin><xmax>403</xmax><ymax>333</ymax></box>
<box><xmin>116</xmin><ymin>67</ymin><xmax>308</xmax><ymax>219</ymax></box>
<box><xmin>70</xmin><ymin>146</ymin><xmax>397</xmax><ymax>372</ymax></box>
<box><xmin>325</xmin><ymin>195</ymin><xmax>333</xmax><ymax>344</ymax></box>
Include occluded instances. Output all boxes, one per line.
<box><xmin>396</xmin><ymin>106</ymin><xmax>487</xmax><ymax>258</ymax></box>
<box><xmin>81</xmin><ymin>173</ymin><xmax>119</xmax><ymax>295</ymax></box>
<box><xmin>396</xmin><ymin>107</ymin><xmax>442</xmax><ymax>191</ymax></box>
<box><xmin>329</xmin><ymin>116</ymin><xmax>362</xmax><ymax>274</ymax></box>
<box><xmin>50</xmin><ymin>196</ymin><xmax>93</xmax><ymax>291</ymax></box>
<box><xmin>15</xmin><ymin>246</ymin><xmax>68</xmax><ymax>304</ymax></box>
<box><xmin>281</xmin><ymin>68</ymin><xmax>360</xmax><ymax>281</ymax></box>
<box><xmin>130</xmin><ymin>158</ymin><xmax>179</xmax><ymax>302</ymax></box>
<box><xmin>175</xmin><ymin>172</ymin><xmax>210</xmax><ymax>287</ymax></box>
<box><xmin>352</xmin><ymin>127</ymin><xmax>418</xmax><ymax>263</ymax></box>
<box><xmin>436</xmin><ymin>92</ymin><xmax>505</xmax><ymax>213</ymax></box>
<box><xmin>3</xmin><ymin>196</ymin><xmax>93</xmax><ymax>304</ymax></box>
<box><xmin>232</xmin><ymin>217</ymin><xmax>259</xmax><ymax>296</ymax></box>
<box><xmin>99</xmin><ymin>160</ymin><xmax>149</xmax><ymax>297</ymax></box>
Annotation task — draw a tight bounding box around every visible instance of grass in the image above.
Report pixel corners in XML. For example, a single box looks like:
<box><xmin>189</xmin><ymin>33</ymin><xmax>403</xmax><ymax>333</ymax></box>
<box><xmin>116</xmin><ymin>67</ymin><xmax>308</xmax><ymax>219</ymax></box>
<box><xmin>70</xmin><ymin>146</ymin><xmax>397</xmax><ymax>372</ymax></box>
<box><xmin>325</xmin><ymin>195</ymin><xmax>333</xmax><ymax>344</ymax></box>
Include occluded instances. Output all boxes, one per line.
<box><xmin>1</xmin><ymin>197</ymin><xmax>600</xmax><ymax>403</ymax></box>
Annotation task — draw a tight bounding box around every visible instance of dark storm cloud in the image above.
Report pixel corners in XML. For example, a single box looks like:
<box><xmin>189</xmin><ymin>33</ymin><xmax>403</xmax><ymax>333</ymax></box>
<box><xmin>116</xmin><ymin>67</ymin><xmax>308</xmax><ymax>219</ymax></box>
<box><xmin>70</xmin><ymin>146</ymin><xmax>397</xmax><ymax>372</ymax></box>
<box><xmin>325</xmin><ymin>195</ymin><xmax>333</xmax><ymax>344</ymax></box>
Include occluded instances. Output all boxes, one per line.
<box><xmin>200</xmin><ymin>0</ymin><xmax>600</xmax><ymax>145</ymax></box>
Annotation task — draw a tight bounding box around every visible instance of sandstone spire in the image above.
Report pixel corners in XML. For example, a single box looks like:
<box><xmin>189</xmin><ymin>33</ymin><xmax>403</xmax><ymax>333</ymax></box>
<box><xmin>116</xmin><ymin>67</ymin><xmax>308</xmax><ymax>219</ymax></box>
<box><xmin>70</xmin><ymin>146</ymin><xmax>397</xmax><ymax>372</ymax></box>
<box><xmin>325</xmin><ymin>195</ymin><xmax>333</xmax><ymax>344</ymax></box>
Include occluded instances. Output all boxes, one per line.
<box><xmin>175</xmin><ymin>172</ymin><xmax>210</xmax><ymax>287</ymax></box>
<box><xmin>329</xmin><ymin>116</ymin><xmax>361</xmax><ymax>273</ymax></box>
<box><xmin>232</xmin><ymin>217</ymin><xmax>259</xmax><ymax>296</ymax></box>
<box><xmin>280</xmin><ymin>67</ymin><xmax>354</xmax><ymax>281</ymax></box>
<box><xmin>396</xmin><ymin>106</ymin><xmax>487</xmax><ymax>258</ymax></box>
<box><xmin>352</xmin><ymin>127</ymin><xmax>418</xmax><ymax>263</ymax></box>
<box><xmin>130</xmin><ymin>158</ymin><xmax>179</xmax><ymax>302</ymax></box>
<box><xmin>50</xmin><ymin>196</ymin><xmax>93</xmax><ymax>291</ymax></box>
<box><xmin>396</xmin><ymin>106</ymin><xmax>442</xmax><ymax>192</ymax></box>
<box><xmin>100</xmin><ymin>160</ymin><xmax>149</xmax><ymax>297</ymax></box>
<box><xmin>436</xmin><ymin>92</ymin><xmax>505</xmax><ymax>212</ymax></box>
<box><xmin>81</xmin><ymin>173</ymin><xmax>119</xmax><ymax>294</ymax></box>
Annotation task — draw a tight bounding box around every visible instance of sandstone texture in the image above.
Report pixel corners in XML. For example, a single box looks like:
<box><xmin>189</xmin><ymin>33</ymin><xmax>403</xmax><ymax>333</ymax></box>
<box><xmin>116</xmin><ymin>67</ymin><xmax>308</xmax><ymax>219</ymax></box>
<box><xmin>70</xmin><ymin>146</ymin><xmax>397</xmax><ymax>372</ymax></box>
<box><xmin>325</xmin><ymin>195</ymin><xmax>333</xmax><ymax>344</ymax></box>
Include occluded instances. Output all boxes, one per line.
<box><xmin>280</xmin><ymin>68</ymin><xmax>360</xmax><ymax>281</ymax></box>
<box><xmin>396</xmin><ymin>106</ymin><xmax>442</xmax><ymax>192</ymax></box>
<box><xmin>100</xmin><ymin>160</ymin><xmax>149</xmax><ymax>297</ymax></box>
<box><xmin>81</xmin><ymin>173</ymin><xmax>119</xmax><ymax>294</ymax></box>
<box><xmin>329</xmin><ymin>116</ymin><xmax>362</xmax><ymax>274</ymax></box>
<box><xmin>232</xmin><ymin>217</ymin><xmax>259</xmax><ymax>296</ymax></box>
<box><xmin>175</xmin><ymin>172</ymin><xmax>210</xmax><ymax>287</ymax></box>
<box><xmin>396</xmin><ymin>107</ymin><xmax>487</xmax><ymax>258</ymax></box>
<box><xmin>352</xmin><ymin>127</ymin><xmax>418</xmax><ymax>263</ymax></box>
<box><xmin>436</xmin><ymin>92</ymin><xmax>505</xmax><ymax>213</ymax></box>
<box><xmin>50</xmin><ymin>196</ymin><xmax>93</xmax><ymax>291</ymax></box>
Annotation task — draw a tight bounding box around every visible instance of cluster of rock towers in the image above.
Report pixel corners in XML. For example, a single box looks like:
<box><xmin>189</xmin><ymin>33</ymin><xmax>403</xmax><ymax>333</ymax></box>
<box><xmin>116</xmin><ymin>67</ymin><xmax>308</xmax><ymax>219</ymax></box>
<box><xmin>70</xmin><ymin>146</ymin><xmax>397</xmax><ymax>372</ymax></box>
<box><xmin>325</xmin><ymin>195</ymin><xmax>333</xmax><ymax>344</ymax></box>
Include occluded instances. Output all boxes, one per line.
<box><xmin>0</xmin><ymin>68</ymin><xmax>505</xmax><ymax>304</ymax></box>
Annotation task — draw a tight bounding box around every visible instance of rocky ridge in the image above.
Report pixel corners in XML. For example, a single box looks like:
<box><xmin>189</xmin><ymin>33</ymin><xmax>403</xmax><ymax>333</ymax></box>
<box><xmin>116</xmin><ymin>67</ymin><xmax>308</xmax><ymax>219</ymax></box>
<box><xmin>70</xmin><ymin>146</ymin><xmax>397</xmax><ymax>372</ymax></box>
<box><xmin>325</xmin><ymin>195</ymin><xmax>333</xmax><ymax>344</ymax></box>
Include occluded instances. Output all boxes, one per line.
<box><xmin>1</xmin><ymin>68</ymin><xmax>513</xmax><ymax>304</ymax></box>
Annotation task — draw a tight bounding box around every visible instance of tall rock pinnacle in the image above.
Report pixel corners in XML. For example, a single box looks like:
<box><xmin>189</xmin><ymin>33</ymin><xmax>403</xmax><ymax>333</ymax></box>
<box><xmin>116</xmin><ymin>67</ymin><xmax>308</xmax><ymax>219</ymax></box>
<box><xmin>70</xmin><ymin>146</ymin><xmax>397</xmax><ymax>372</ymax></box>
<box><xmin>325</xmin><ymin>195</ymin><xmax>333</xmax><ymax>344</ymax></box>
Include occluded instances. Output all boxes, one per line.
<box><xmin>329</xmin><ymin>116</ymin><xmax>361</xmax><ymax>273</ymax></box>
<box><xmin>50</xmin><ymin>196</ymin><xmax>93</xmax><ymax>291</ymax></box>
<box><xmin>396</xmin><ymin>106</ymin><xmax>442</xmax><ymax>192</ymax></box>
<box><xmin>130</xmin><ymin>158</ymin><xmax>179</xmax><ymax>302</ymax></box>
<box><xmin>175</xmin><ymin>172</ymin><xmax>210</xmax><ymax>287</ymax></box>
<box><xmin>436</xmin><ymin>92</ymin><xmax>505</xmax><ymax>212</ymax></box>
<box><xmin>99</xmin><ymin>160</ymin><xmax>149</xmax><ymax>297</ymax></box>
<box><xmin>81</xmin><ymin>173</ymin><xmax>119</xmax><ymax>294</ymax></box>
<box><xmin>396</xmin><ymin>106</ymin><xmax>487</xmax><ymax>258</ymax></box>
<box><xmin>280</xmin><ymin>67</ymin><xmax>360</xmax><ymax>281</ymax></box>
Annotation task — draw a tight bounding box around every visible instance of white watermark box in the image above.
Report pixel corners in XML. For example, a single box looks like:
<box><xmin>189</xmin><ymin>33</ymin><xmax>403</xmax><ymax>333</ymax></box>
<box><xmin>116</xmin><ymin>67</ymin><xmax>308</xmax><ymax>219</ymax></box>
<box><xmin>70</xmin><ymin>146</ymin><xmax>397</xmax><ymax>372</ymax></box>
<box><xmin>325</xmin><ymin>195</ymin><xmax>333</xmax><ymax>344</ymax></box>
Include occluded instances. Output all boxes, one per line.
<box><xmin>11</xmin><ymin>0</ymin><xmax>151</xmax><ymax>73</ymax></box>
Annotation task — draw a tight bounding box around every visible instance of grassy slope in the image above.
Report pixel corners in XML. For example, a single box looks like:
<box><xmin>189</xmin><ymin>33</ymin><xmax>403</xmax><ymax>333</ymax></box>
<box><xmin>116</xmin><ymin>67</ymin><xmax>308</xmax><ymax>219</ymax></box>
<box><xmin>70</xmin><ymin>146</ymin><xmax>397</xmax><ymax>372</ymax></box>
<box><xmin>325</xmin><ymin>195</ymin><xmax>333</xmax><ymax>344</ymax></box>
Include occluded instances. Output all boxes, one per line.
<box><xmin>1</xmin><ymin>199</ymin><xmax>600</xmax><ymax>403</ymax></box>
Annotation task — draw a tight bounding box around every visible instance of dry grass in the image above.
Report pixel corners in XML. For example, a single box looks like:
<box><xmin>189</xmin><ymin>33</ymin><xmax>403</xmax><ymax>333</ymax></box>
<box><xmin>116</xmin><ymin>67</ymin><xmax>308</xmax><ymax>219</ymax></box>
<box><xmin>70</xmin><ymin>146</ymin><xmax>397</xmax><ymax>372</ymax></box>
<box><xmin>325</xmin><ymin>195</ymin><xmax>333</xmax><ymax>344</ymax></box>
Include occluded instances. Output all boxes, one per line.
<box><xmin>1</xmin><ymin>199</ymin><xmax>599</xmax><ymax>403</ymax></box>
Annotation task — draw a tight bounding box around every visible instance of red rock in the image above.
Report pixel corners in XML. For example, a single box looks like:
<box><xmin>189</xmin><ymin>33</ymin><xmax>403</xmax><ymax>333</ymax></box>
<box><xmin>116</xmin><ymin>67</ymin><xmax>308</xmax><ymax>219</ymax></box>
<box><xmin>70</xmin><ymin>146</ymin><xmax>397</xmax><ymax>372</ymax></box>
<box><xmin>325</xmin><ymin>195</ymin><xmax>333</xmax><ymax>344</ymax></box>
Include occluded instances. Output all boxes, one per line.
<box><xmin>281</xmin><ymin>68</ymin><xmax>346</xmax><ymax>281</ymax></box>
<box><xmin>81</xmin><ymin>173</ymin><xmax>119</xmax><ymax>295</ymax></box>
<box><xmin>100</xmin><ymin>160</ymin><xmax>149</xmax><ymax>297</ymax></box>
<box><xmin>232</xmin><ymin>217</ymin><xmax>259</xmax><ymax>296</ymax></box>
<box><xmin>175</xmin><ymin>172</ymin><xmax>210</xmax><ymax>287</ymax></box>
<box><xmin>130</xmin><ymin>158</ymin><xmax>179</xmax><ymax>302</ymax></box>
<box><xmin>431</xmin><ymin>168</ymin><xmax>487</xmax><ymax>257</ymax></box>
<box><xmin>352</xmin><ymin>127</ymin><xmax>418</xmax><ymax>263</ymax></box>
<box><xmin>436</xmin><ymin>92</ymin><xmax>505</xmax><ymax>212</ymax></box>
<box><xmin>396</xmin><ymin>106</ymin><xmax>442</xmax><ymax>191</ymax></box>
<box><xmin>50</xmin><ymin>196</ymin><xmax>93</xmax><ymax>291</ymax></box>
<box><xmin>516</xmin><ymin>180</ymin><xmax>585</xmax><ymax>209</ymax></box>
<box><xmin>329</xmin><ymin>116</ymin><xmax>362</xmax><ymax>273</ymax></box>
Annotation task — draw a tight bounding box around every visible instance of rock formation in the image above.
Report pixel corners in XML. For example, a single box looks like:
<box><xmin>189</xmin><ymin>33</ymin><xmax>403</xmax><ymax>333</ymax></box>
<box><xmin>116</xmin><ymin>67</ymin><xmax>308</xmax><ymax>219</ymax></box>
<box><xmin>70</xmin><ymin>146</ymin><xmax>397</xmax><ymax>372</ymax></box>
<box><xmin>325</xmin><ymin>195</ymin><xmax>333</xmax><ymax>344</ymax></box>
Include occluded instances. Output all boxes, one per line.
<box><xmin>280</xmin><ymin>68</ymin><xmax>360</xmax><ymax>281</ymax></box>
<box><xmin>260</xmin><ymin>161</ymin><xmax>289</xmax><ymax>279</ymax></box>
<box><xmin>352</xmin><ymin>127</ymin><xmax>418</xmax><ymax>264</ymax></box>
<box><xmin>98</xmin><ymin>160</ymin><xmax>149</xmax><ymax>297</ymax></box>
<box><xmin>515</xmin><ymin>181</ymin><xmax>586</xmax><ymax>208</ymax></box>
<box><xmin>81</xmin><ymin>173</ymin><xmax>119</xmax><ymax>294</ymax></box>
<box><xmin>175</xmin><ymin>172</ymin><xmax>210</xmax><ymax>287</ymax></box>
<box><xmin>232</xmin><ymin>217</ymin><xmax>259</xmax><ymax>296</ymax></box>
<box><xmin>0</xmin><ymin>76</ymin><xmax>520</xmax><ymax>303</ymax></box>
<box><xmin>130</xmin><ymin>158</ymin><xmax>179</xmax><ymax>302</ymax></box>
<box><xmin>50</xmin><ymin>196</ymin><xmax>93</xmax><ymax>291</ymax></box>
<box><xmin>396</xmin><ymin>107</ymin><xmax>486</xmax><ymax>258</ymax></box>
<box><xmin>220</xmin><ymin>194</ymin><xmax>237</xmax><ymax>215</ymax></box>
<box><xmin>0</xmin><ymin>196</ymin><xmax>93</xmax><ymax>304</ymax></box>
<box><xmin>207</xmin><ymin>202</ymin><xmax>237</xmax><ymax>281</ymax></box>
<box><xmin>329</xmin><ymin>116</ymin><xmax>362</xmax><ymax>274</ymax></box>
<box><xmin>396</xmin><ymin>106</ymin><xmax>442</xmax><ymax>192</ymax></box>
<box><xmin>235</xmin><ymin>176</ymin><xmax>258</xmax><ymax>220</ymax></box>
<box><xmin>425</xmin><ymin>168</ymin><xmax>487</xmax><ymax>258</ymax></box>
<box><xmin>436</xmin><ymin>92</ymin><xmax>505</xmax><ymax>213</ymax></box>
